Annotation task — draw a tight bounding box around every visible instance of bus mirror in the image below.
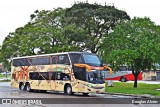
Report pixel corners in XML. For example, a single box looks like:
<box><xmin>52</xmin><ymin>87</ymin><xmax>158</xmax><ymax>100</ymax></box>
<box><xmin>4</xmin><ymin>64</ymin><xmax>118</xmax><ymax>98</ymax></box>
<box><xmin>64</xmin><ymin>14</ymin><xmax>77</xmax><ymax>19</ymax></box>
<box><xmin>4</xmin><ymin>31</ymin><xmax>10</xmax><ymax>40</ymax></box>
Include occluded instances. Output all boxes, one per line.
<box><xmin>74</xmin><ymin>64</ymin><xmax>91</xmax><ymax>72</ymax></box>
<box><xmin>103</xmin><ymin>66</ymin><xmax>112</xmax><ymax>74</ymax></box>
<box><xmin>86</xmin><ymin>68</ymin><xmax>91</xmax><ymax>72</ymax></box>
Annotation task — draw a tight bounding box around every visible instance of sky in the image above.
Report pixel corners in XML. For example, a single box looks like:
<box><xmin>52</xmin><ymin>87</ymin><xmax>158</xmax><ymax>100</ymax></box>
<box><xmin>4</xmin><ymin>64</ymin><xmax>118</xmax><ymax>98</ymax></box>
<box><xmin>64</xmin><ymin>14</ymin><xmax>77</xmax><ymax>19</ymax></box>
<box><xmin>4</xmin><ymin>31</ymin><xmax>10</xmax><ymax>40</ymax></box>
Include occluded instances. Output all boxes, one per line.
<box><xmin>0</xmin><ymin>0</ymin><xmax>159</xmax><ymax>45</ymax></box>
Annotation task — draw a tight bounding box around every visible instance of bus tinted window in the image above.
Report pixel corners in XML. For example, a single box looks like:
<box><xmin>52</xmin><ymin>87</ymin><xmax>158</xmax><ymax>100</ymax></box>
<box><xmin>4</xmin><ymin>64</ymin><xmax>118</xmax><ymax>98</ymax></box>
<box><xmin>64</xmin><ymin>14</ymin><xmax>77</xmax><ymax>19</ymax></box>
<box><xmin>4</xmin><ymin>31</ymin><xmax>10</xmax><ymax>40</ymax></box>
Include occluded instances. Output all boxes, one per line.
<box><xmin>13</xmin><ymin>55</ymin><xmax>69</xmax><ymax>66</ymax></box>
<box><xmin>13</xmin><ymin>59</ymin><xmax>20</xmax><ymax>66</ymax></box>
<box><xmin>69</xmin><ymin>54</ymin><xmax>83</xmax><ymax>64</ymax></box>
<box><xmin>49</xmin><ymin>72</ymin><xmax>55</xmax><ymax>80</ymax></box>
<box><xmin>38</xmin><ymin>57</ymin><xmax>50</xmax><ymax>65</ymax></box>
<box><xmin>58</xmin><ymin>55</ymin><xmax>70</xmax><ymax>65</ymax></box>
<box><xmin>73</xmin><ymin>66</ymin><xmax>86</xmax><ymax>81</ymax></box>
<box><xmin>13</xmin><ymin>58</ymin><xmax>30</xmax><ymax>66</ymax></box>
<box><xmin>119</xmin><ymin>66</ymin><xmax>127</xmax><ymax>71</ymax></box>
<box><xmin>52</xmin><ymin>54</ymin><xmax>70</xmax><ymax>65</ymax></box>
<box><xmin>31</xmin><ymin>57</ymin><xmax>50</xmax><ymax>65</ymax></box>
<box><xmin>83</xmin><ymin>54</ymin><xmax>101</xmax><ymax>66</ymax></box>
<box><xmin>29</xmin><ymin>72</ymin><xmax>39</xmax><ymax>80</ymax></box>
<box><xmin>29</xmin><ymin>72</ymin><xmax>70</xmax><ymax>80</ymax></box>
<box><xmin>119</xmin><ymin>66</ymin><xmax>132</xmax><ymax>71</ymax></box>
<box><xmin>52</xmin><ymin>56</ymin><xmax>58</xmax><ymax>64</ymax></box>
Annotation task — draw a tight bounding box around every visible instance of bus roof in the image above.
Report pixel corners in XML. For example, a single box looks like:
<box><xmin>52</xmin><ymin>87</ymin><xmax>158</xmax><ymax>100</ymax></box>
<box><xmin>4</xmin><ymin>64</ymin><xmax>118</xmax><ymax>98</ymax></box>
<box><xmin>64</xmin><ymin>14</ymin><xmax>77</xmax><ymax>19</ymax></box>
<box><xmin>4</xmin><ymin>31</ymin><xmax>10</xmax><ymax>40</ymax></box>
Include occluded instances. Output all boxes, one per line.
<box><xmin>12</xmin><ymin>51</ymin><xmax>95</xmax><ymax>60</ymax></box>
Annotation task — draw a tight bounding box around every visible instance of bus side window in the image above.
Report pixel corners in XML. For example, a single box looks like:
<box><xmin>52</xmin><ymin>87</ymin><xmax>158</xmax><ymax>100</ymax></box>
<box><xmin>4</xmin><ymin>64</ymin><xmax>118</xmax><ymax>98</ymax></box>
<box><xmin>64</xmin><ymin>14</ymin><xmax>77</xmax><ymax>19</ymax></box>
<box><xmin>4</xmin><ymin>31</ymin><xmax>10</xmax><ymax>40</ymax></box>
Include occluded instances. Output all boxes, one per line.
<box><xmin>73</xmin><ymin>67</ymin><xmax>86</xmax><ymax>81</ymax></box>
<box><xmin>31</xmin><ymin>58</ymin><xmax>38</xmax><ymax>65</ymax></box>
<box><xmin>57</xmin><ymin>72</ymin><xmax>61</xmax><ymax>80</ymax></box>
<box><xmin>57</xmin><ymin>55</ymin><xmax>70</xmax><ymax>65</ymax></box>
<box><xmin>31</xmin><ymin>57</ymin><xmax>50</xmax><ymax>65</ymax></box>
<box><xmin>20</xmin><ymin>58</ymin><xmax>30</xmax><ymax>66</ymax></box>
<box><xmin>50</xmin><ymin>72</ymin><xmax>55</xmax><ymax>80</ymax></box>
<box><xmin>54</xmin><ymin>72</ymin><xmax>70</xmax><ymax>80</ymax></box>
<box><xmin>119</xmin><ymin>66</ymin><xmax>127</xmax><ymax>71</ymax></box>
<box><xmin>37</xmin><ymin>57</ymin><xmax>50</xmax><ymax>65</ymax></box>
<box><xmin>69</xmin><ymin>54</ymin><xmax>83</xmax><ymax>64</ymax></box>
<box><xmin>40</xmin><ymin>72</ymin><xmax>49</xmax><ymax>80</ymax></box>
<box><xmin>13</xmin><ymin>59</ymin><xmax>21</xmax><ymax>66</ymax></box>
<box><xmin>38</xmin><ymin>73</ymin><xmax>43</xmax><ymax>80</ymax></box>
<box><xmin>128</xmin><ymin>67</ymin><xmax>132</xmax><ymax>71</ymax></box>
<box><xmin>29</xmin><ymin>72</ymin><xmax>38</xmax><ymax>80</ymax></box>
<box><xmin>69</xmin><ymin>53</ymin><xmax>85</xmax><ymax>81</ymax></box>
<box><xmin>61</xmin><ymin>73</ymin><xmax>70</xmax><ymax>80</ymax></box>
<box><xmin>52</xmin><ymin>56</ymin><xmax>57</xmax><ymax>64</ymax></box>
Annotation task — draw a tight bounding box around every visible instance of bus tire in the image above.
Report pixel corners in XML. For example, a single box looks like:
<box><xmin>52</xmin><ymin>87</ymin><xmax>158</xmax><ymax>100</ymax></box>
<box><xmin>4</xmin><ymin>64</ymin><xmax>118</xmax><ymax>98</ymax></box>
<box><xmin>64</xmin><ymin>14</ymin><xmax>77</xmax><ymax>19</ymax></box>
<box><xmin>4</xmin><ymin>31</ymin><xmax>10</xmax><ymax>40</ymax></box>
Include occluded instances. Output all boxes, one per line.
<box><xmin>120</xmin><ymin>76</ymin><xmax>126</xmax><ymax>82</ymax></box>
<box><xmin>19</xmin><ymin>83</ymin><xmax>25</xmax><ymax>91</ymax></box>
<box><xmin>82</xmin><ymin>93</ymin><xmax>89</xmax><ymax>96</ymax></box>
<box><xmin>65</xmin><ymin>84</ymin><xmax>73</xmax><ymax>95</ymax></box>
<box><xmin>26</xmin><ymin>83</ymin><xmax>32</xmax><ymax>92</ymax></box>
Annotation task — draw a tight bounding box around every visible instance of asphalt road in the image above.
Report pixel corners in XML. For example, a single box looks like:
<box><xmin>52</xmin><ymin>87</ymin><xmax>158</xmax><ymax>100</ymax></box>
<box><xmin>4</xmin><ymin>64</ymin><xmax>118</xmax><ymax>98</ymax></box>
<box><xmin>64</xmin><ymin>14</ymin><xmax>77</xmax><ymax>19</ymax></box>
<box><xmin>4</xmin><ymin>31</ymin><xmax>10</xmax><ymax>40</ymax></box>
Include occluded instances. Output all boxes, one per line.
<box><xmin>0</xmin><ymin>82</ymin><xmax>159</xmax><ymax>107</ymax></box>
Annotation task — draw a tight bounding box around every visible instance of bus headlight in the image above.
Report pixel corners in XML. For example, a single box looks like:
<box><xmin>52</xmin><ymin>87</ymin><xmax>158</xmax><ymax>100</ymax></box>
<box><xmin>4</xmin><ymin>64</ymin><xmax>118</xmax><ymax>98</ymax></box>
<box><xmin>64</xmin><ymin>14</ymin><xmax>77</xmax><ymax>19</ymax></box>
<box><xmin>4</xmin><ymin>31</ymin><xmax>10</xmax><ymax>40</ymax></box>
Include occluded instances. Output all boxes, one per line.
<box><xmin>86</xmin><ymin>68</ymin><xmax>88</xmax><ymax>72</ymax></box>
<box><xmin>86</xmin><ymin>84</ymin><xmax>104</xmax><ymax>89</ymax></box>
<box><xmin>86</xmin><ymin>84</ymin><xmax>93</xmax><ymax>88</ymax></box>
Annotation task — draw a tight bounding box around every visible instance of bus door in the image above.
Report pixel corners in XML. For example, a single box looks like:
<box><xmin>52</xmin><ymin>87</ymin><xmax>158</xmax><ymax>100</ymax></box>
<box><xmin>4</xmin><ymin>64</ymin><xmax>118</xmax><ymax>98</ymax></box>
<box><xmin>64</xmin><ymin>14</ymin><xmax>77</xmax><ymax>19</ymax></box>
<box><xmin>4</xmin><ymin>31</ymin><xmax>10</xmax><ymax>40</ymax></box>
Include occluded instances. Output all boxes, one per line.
<box><xmin>48</xmin><ymin>71</ymin><xmax>56</xmax><ymax>91</ymax></box>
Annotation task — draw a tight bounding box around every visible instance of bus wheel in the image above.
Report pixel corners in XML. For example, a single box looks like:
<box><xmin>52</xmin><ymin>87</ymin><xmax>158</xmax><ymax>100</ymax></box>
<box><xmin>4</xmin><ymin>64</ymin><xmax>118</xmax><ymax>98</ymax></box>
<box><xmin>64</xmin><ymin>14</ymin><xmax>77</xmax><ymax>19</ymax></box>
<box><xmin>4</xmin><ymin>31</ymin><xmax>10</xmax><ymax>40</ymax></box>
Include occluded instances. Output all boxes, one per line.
<box><xmin>26</xmin><ymin>83</ymin><xmax>32</xmax><ymax>92</ymax></box>
<box><xmin>65</xmin><ymin>85</ymin><xmax>72</xmax><ymax>95</ymax></box>
<box><xmin>19</xmin><ymin>83</ymin><xmax>25</xmax><ymax>91</ymax></box>
<box><xmin>82</xmin><ymin>93</ymin><xmax>89</xmax><ymax>96</ymax></box>
<box><xmin>120</xmin><ymin>77</ymin><xmax>126</xmax><ymax>82</ymax></box>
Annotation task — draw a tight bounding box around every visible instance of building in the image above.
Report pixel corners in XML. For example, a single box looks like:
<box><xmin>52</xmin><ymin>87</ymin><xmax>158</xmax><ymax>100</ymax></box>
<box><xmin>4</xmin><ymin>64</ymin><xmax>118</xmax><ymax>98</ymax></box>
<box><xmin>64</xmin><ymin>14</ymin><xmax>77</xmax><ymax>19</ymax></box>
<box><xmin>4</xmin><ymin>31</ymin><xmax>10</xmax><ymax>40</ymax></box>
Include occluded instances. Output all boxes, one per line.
<box><xmin>0</xmin><ymin>63</ymin><xmax>4</xmax><ymax>73</ymax></box>
<box><xmin>143</xmin><ymin>70</ymin><xmax>160</xmax><ymax>81</ymax></box>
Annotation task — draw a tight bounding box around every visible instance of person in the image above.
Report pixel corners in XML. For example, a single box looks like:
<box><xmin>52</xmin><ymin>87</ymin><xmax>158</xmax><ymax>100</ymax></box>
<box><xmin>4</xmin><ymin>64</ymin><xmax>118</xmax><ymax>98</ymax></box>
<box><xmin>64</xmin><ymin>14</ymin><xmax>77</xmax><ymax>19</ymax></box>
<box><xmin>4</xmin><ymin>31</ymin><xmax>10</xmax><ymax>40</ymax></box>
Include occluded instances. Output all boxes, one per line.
<box><xmin>93</xmin><ymin>72</ymin><xmax>98</xmax><ymax>81</ymax></box>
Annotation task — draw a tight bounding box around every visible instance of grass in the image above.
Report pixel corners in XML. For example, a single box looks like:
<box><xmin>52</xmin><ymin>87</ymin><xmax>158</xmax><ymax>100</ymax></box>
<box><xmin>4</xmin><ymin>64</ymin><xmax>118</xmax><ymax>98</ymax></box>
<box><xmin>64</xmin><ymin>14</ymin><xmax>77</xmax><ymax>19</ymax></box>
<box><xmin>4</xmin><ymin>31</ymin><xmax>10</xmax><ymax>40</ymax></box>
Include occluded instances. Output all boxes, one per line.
<box><xmin>0</xmin><ymin>74</ymin><xmax>11</xmax><ymax>82</ymax></box>
<box><xmin>0</xmin><ymin>79</ymin><xmax>10</xmax><ymax>82</ymax></box>
<box><xmin>105</xmin><ymin>82</ymin><xmax>160</xmax><ymax>97</ymax></box>
<box><xmin>0</xmin><ymin>74</ymin><xmax>11</xmax><ymax>78</ymax></box>
<box><xmin>0</xmin><ymin>74</ymin><xmax>4</xmax><ymax>78</ymax></box>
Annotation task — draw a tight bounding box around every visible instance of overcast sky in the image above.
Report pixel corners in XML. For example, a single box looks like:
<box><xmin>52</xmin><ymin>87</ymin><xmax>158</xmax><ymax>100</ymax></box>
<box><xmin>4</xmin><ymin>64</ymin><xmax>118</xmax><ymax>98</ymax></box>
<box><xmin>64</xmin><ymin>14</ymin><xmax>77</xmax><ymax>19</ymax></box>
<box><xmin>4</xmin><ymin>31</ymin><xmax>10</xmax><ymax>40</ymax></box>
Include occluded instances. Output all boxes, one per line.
<box><xmin>0</xmin><ymin>0</ymin><xmax>159</xmax><ymax>45</ymax></box>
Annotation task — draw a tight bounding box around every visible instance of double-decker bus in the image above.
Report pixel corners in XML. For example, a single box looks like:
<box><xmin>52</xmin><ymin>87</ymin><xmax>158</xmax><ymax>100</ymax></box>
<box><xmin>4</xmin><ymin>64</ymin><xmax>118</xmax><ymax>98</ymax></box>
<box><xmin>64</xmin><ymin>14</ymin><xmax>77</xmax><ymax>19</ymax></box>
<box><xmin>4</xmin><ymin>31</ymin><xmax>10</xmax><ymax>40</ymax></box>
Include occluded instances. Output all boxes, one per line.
<box><xmin>105</xmin><ymin>66</ymin><xmax>142</xmax><ymax>82</ymax></box>
<box><xmin>11</xmin><ymin>52</ymin><xmax>112</xmax><ymax>95</ymax></box>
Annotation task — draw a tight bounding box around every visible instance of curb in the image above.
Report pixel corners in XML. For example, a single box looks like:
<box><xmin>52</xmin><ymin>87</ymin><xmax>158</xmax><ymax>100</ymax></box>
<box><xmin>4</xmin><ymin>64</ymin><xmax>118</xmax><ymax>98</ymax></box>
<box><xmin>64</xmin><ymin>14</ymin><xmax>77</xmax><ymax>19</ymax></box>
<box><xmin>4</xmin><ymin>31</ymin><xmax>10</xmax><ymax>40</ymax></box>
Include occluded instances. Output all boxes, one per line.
<box><xmin>0</xmin><ymin>78</ymin><xmax>10</xmax><ymax>80</ymax></box>
<box><xmin>103</xmin><ymin>92</ymin><xmax>160</xmax><ymax>98</ymax></box>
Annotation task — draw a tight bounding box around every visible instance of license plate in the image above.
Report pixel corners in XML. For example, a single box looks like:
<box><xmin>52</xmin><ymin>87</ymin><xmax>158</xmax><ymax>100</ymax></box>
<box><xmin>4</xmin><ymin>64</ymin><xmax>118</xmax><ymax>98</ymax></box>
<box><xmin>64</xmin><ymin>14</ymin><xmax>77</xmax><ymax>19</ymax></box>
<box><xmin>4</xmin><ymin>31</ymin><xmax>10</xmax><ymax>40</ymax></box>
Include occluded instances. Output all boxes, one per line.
<box><xmin>96</xmin><ymin>91</ymin><xmax>99</xmax><ymax>93</ymax></box>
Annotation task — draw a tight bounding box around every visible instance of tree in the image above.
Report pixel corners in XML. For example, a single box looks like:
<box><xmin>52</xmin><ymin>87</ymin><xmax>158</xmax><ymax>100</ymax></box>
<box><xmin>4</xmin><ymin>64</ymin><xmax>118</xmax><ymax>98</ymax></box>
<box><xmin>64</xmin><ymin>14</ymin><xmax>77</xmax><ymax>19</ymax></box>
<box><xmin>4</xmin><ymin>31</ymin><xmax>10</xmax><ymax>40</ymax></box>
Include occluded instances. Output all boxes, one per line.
<box><xmin>65</xmin><ymin>2</ymin><xmax>130</xmax><ymax>53</ymax></box>
<box><xmin>1</xmin><ymin>8</ymin><xmax>76</xmax><ymax>60</ymax></box>
<box><xmin>29</xmin><ymin>8</ymin><xmax>81</xmax><ymax>54</ymax></box>
<box><xmin>1</xmin><ymin>2</ymin><xmax>130</xmax><ymax>68</ymax></box>
<box><xmin>103</xmin><ymin>17</ymin><xmax>160</xmax><ymax>87</ymax></box>
<box><xmin>1</xmin><ymin>25</ymin><xmax>36</xmax><ymax>59</ymax></box>
<box><xmin>1</xmin><ymin>7</ymin><xmax>85</xmax><ymax>68</ymax></box>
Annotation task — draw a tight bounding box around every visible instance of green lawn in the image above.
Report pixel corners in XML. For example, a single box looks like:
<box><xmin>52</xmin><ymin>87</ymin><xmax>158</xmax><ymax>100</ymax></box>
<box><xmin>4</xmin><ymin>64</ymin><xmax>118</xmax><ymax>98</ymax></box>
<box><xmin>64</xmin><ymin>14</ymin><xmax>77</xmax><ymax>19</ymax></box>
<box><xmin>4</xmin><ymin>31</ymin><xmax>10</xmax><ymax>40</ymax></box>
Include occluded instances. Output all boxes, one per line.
<box><xmin>0</xmin><ymin>74</ymin><xmax>4</xmax><ymax>78</ymax></box>
<box><xmin>0</xmin><ymin>80</ymin><xmax>10</xmax><ymax>82</ymax></box>
<box><xmin>0</xmin><ymin>74</ymin><xmax>10</xmax><ymax>82</ymax></box>
<box><xmin>0</xmin><ymin>74</ymin><xmax>11</xmax><ymax>79</ymax></box>
<box><xmin>105</xmin><ymin>82</ymin><xmax>160</xmax><ymax>97</ymax></box>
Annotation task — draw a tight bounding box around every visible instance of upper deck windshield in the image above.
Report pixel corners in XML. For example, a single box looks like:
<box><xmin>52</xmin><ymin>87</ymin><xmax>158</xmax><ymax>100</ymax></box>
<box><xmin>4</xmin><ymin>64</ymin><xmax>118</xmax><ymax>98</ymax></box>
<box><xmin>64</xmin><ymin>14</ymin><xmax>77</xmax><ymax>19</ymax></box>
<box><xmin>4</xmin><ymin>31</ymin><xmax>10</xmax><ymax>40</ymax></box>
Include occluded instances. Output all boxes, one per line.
<box><xmin>83</xmin><ymin>54</ymin><xmax>102</xmax><ymax>67</ymax></box>
<box><xmin>69</xmin><ymin>53</ymin><xmax>102</xmax><ymax>67</ymax></box>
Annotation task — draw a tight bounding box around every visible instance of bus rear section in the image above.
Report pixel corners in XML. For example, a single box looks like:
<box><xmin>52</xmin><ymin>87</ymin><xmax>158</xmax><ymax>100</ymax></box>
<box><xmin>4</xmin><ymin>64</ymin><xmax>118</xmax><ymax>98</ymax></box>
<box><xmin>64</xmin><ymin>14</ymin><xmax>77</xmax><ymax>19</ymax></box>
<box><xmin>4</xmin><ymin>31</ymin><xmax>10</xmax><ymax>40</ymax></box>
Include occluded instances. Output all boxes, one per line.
<box><xmin>105</xmin><ymin>66</ymin><xmax>142</xmax><ymax>82</ymax></box>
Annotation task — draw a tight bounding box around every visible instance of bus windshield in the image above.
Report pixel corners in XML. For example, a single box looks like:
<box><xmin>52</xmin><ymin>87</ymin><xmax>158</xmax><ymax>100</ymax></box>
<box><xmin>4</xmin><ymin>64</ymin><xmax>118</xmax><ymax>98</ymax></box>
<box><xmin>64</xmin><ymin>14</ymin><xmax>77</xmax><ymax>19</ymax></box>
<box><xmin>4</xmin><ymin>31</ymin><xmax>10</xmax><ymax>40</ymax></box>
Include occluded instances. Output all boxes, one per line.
<box><xmin>83</xmin><ymin>54</ymin><xmax>102</xmax><ymax>66</ymax></box>
<box><xmin>86</xmin><ymin>70</ymin><xmax>105</xmax><ymax>84</ymax></box>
